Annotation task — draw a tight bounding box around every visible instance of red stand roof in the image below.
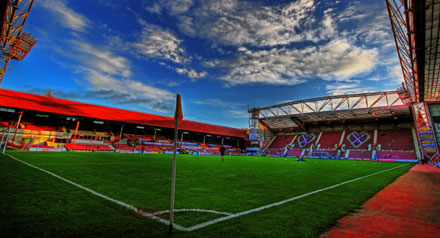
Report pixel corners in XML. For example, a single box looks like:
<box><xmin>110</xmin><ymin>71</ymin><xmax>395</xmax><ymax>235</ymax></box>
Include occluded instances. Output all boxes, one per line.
<box><xmin>0</xmin><ymin>89</ymin><xmax>246</xmax><ymax>138</ymax></box>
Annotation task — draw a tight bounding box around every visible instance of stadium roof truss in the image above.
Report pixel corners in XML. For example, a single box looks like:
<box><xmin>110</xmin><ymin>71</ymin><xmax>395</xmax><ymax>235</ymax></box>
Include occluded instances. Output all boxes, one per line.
<box><xmin>386</xmin><ymin>0</ymin><xmax>440</xmax><ymax>102</ymax></box>
<box><xmin>258</xmin><ymin>91</ymin><xmax>411</xmax><ymax>130</ymax></box>
<box><xmin>0</xmin><ymin>0</ymin><xmax>36</xmax><ymax>86</ymax></box>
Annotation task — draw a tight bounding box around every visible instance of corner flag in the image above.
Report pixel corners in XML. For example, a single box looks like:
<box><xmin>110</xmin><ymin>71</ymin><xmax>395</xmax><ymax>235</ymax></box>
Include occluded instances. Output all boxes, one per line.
<box><xmin>169</xmin><ymin>94</ymin><xmax>182</xmax><ymax>234</ymax></box>
<box><xmin>174</xmin><ymin>94</ymin><xmax>183</xmax><ymax>123</ymax></box>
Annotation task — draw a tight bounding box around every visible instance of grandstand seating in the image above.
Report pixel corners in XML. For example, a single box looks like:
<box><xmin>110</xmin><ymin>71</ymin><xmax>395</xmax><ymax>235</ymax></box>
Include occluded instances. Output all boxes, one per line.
<box><xmin>200</xmin><ymin>144</ymin><xmax>240</xmax><ymax>155</ymax></box>
<box><xmin>135</xmin><ymin>135</ymin><xmax>153</xmax><ymax>140</ymax></box>
<box><xmin>226</xmin><ymin>147</ymin><xmax>242</xmax><ymax>155</ymax></box>
<box><xmin>377</xmin><ymin>129</ymin><xmax>414</xmax><ymax>151</ymax></box>
<box><xmin>154</xmin><ymin>136</ymin><xmax>170</xmax><ymax>142</ymax></box>
<box><xmin>296</xmin><ymin>133</ymin><xmax>317</xmax><ymax>149</ymax></box>
<box><xmin>344</xmin><ymin>130</ymin><xmax>373</xmax><ymax>150</ymax></box>
<box><xmin>113</xmin><ymin>143</ymin><xmax>134</xmax><ymax>151</ymax></box>
<box><xmin>288</xmin><ymin>137</ymin><xmax>299</xmax><ymax>149</ymax></box>
<box><xmin>204</xmin><ymin>144</ymin><xmax>220</xmax><ymax>153</ymax></box>
<box><xmin>65</xmin><ymin>143</ymin><xmax>114</xmax><ymax>152</ymax></box>
<box><xmin>318</xmin><ymin>131</ymin><xmax>342</xmax><ymax>149</ymax></box>
<box><xmin>136</xmin><ymin>144</ymin><xmax>162</xmax><ymax>152</ymax></box>
<box><xmin>179</xmin><ymin>141</ymin><xmax>202</xmax><ymax>150</ymax></box>
<box><xmin>74</xmin><ymin>139</ymin><xmax>105</xmax><ymax>145</ymax></box>
<box><xmin>268</xmin><ymin>135</ymin><xmax>294</xmax><ymax>149</ymax></box>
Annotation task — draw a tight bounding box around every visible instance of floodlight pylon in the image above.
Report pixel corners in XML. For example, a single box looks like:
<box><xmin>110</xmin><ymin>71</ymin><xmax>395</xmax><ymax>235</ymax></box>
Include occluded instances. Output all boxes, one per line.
<box><xmin>0</xmin><ymin>0</ymin><xmax>35</xmax><ymax>87</ymax></box>
<box><xmin>248</xmin><ymin>106</ymin><xmax>260</xmax><ymax>141</ymax></box>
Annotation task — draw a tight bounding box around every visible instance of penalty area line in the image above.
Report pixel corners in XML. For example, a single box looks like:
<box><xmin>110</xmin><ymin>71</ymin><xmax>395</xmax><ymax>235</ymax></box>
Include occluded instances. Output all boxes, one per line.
<box><xmin>185</xmin><ymin>163</ymin><xmax>410</xmax><ymax>231</ymax></box>
<box><xmin>156</xmin><ymin>208</ymin><xmax>233</xmax><ymax>216</ymax></box>
<box><xmin>4</xmin><ymin>153</ymin><xmax>188</xmax><ymax>231</ymax></box>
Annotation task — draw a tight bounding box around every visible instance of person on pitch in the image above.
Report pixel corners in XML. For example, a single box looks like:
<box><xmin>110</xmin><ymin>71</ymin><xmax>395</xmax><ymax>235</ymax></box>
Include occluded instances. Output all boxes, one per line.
<box><xmin>220</xmin><ymin>145</ymin><xmax>226</xmax><ymax>162</ymax></box>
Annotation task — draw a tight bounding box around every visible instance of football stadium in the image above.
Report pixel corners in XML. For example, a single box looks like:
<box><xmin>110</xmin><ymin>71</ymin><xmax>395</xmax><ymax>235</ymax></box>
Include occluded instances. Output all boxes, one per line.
<box><xmin>1</xmin><ymin>0</ymin><xmax>440</xmax><ymax>237</ymax></box>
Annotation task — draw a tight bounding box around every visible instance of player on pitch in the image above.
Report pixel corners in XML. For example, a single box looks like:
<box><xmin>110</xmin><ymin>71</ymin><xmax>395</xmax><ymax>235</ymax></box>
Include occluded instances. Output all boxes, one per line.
<box><xmin>220</xmin><ymin>145</ymin><xmax>226</xmax><ymax>162</ymax></box>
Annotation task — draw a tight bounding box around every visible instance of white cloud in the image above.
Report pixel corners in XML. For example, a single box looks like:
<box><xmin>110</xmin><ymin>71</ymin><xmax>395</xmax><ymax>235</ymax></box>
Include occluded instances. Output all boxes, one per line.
<box><xmin>220</xmin><ymin>38</ymin><xmax>378</xmax><ymax>86</ymax></box>
<box><xmin>69</xmin><ymin>41</ymin><xmax>175</xmax><ymax>111</ymax></box>
<box><xmin>39</xmin><ymin>0</ymin><xmax>89</xmax><ymax>32</ymax></box>
<box><xmin>389</xmin><ymin>64</ymin><xmax>404</xmax><ymax>85</ymax></box>
<box><xmin>339</xmin><ymin>4</ymin><xmax>393</xmax><ymax>47</ymax></box>
<box><xmin>368</xmin><ymin>77</ymin><xmax>381</xmax><ymax>81</ymax></box>
<box><xmin>131</xmin><ymin>20</ymin><xmax>187</xmax><ymax>64</ymax></box>
<box><xmin>338</xmin><ymin>5</ymin><xmax>367</xmax><ymax>22</ymax></box>
<box><xmin>167</xmin><ymin>0</ymin><xmax>336</xmax><ymax>47</ymax></box>
<box><xmin>325</xmin><ymin>82</ymin><xmax>375</xmax><ymax>96</ymax></box>
<box><xmin>195</xmin><ymin>98</ymin><xmax>232</xmax><ymax>108</ymax></box>
<box><xmin>175</xmin><ymin>67</ymin><xmax>207</xmax><ymax>80</ymax></box>
<box><xmin>140</xmin><ymin>0</ymin><xmax>395</xmax><ymax>91</ymax></box>
<box><xmin>202</xmin><ymin>59</ymin><xmax>221</xmax><ymax>68</ymax></box>
<box><xmin>46</xmin><ymin>35</ymin><xmax>176</xmax><ymax>111</ymax></box>
<box><xmin>326</xmin><ymin>40</ymin><xmax>378</xmax><ymax>79</ymax></box>
<box><xmin>108</xmin><ymin>20</ymin><xmax>204</xmax><ymax>82</ymax></box>
<box><xmin>146</xmin><ymin>3</ymin><xmax>162</xmax><ymax>14</ymax></box>
<box><xmin>72</xmin><ymin>41</ymin><xmax>131</xmax><ymax>77</ymax></box>
<box><xmin>84</xmin><ymin>69</ymin><xmax>174</xmax><ymax>106</ymax></box>
<box><xmin>166</xmin><ymin>0</ymin><xmax>194</xmax><ymax>15</ymax></box>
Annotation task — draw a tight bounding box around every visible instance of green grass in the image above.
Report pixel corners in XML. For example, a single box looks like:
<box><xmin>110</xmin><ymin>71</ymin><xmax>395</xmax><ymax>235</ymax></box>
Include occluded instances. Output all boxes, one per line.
<box><xmin>0</xmin><ymin>151</ymin><xmax>413</xmax><ymax>237</ymax></box>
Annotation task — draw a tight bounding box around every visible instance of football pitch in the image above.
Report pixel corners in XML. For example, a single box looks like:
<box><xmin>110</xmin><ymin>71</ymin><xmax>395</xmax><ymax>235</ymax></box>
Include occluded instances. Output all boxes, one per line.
<box><xmin>0</xmin><ymin>151</ymin><xmax>413</xmax><ymax>237</ymax></box>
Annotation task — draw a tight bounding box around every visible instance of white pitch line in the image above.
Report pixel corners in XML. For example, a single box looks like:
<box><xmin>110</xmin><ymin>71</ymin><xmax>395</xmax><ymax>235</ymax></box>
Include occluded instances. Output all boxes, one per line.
<box><xmin>31</xmin><ymin>162</ymin><xmax>171</xmax><ymax>166</ymax></box>
<box><xmin>185</xmin><ymin>163</ymin><xmax>410</xmax><ymax>231</ymax></box>
<box><xmin>156</xmin><ymin>208</ymin><xmax>233</xmax><ymax>216</ymax></box>
<box><xmin>4</xmin><ymin>153</ymin><xmax>411</xmax><ymax>232</ymax></box>
<box><xmin>4</xmin><ymin>153</ymin><xmax>188</xmax><ymax>231</ymax></box>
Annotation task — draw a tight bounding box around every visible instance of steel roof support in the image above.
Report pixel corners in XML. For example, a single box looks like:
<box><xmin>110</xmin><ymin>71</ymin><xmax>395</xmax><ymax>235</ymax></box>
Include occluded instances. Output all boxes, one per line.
<box><xmin>386</xmin><ymin>0</ymin><xmax>419</xmax><ymax>102</ymax></box>
<box><xmin>256</xmin><ymin>91</ymin><xmax>407</xmax><ymax>124</ymax></box>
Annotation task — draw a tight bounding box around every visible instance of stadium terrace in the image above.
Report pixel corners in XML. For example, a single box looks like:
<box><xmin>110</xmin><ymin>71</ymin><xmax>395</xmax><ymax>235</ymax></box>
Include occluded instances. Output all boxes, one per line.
<box><xmin>248</xmin><ymin>89</ymin><xmax>439</xmax><ymax>163</ymax></box>
<box><xmin>0</xmin><ymin>89</ymin><xmax>245</xmax><ymax>154</ymax></box>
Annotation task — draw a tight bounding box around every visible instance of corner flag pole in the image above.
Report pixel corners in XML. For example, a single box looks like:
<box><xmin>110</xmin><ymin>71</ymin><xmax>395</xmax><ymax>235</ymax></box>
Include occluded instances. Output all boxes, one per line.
<box><xmin>169</xmin><ymin>94</ymin><xmax>183</xmax><ymax>234</ymax></box>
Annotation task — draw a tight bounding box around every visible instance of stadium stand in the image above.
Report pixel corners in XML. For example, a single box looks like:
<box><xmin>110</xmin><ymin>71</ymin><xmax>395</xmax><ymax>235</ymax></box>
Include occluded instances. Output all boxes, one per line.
<box><xmin>344</xmin><ymin>130</ymin><xmax>373</xmax><ymax>150</ymax></box>
<box><xmin>0</xmin><ymin>89</ymin><xmax>432</xmax><ymax>163</ymax></box>
<box><xmin>0</xmin><ymin>89</ymin><xmax>245</xmax><ymax>153</ymax></box>
<box><xmin>268</xmin><ymin>135</ymin><xmax>294</xmax><ymax>149</ymax></box>
<box><xmin>65</xmin><ymin>143</ymin><xmax>114</xmax><ymax>152</ymax></box>
<box><xmin>135</xmin><ymin>144</ymin><xmax>162</xmax><ymax>153</ymax></box>
<box><xmin>204</xmin><ymin>144</ymin><xmax>220</xmax><ymax>154</ymax></box>
<box><xmin>317</xmin><ymin>131</ymin><xmax>342</xmax><ymax>150</ymax></box>
<box><xmin>296</xmin><ymin>133</ymin><xmax>317</xmax><ymax>149</ymax></box>
<box><xmin>113</xmin><ymin>143</ymin><xmax>134</xmax><ymax>151</ymax></box>
<box><xmin>377</xmin><ymin>129</ymin><xmax>414</xmax><ymax>151</ymax></box>
<box><xmin>0</xmin><ymin>89</ymin><xmax>245</xmax><ymax>138</ymax></box>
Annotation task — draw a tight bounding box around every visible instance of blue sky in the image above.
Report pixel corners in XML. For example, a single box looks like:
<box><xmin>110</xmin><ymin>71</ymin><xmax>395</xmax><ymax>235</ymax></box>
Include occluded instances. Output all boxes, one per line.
<box><xmin>3</xmin><ymin>0</ymin><xmax>403</xmax><ymax>128</ymax></box>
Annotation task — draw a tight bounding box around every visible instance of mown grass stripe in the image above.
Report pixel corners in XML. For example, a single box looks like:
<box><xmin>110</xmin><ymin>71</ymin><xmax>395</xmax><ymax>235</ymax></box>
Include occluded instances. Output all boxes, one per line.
<box><xmin>186</xmin><ymin>163</ymin><xmax>410</xmax><ymax>231</ymax></box>
<box><xmin>4</xmin><ymin>153</ymin><xmax>188</xmax><ymax>231</ymax></box>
